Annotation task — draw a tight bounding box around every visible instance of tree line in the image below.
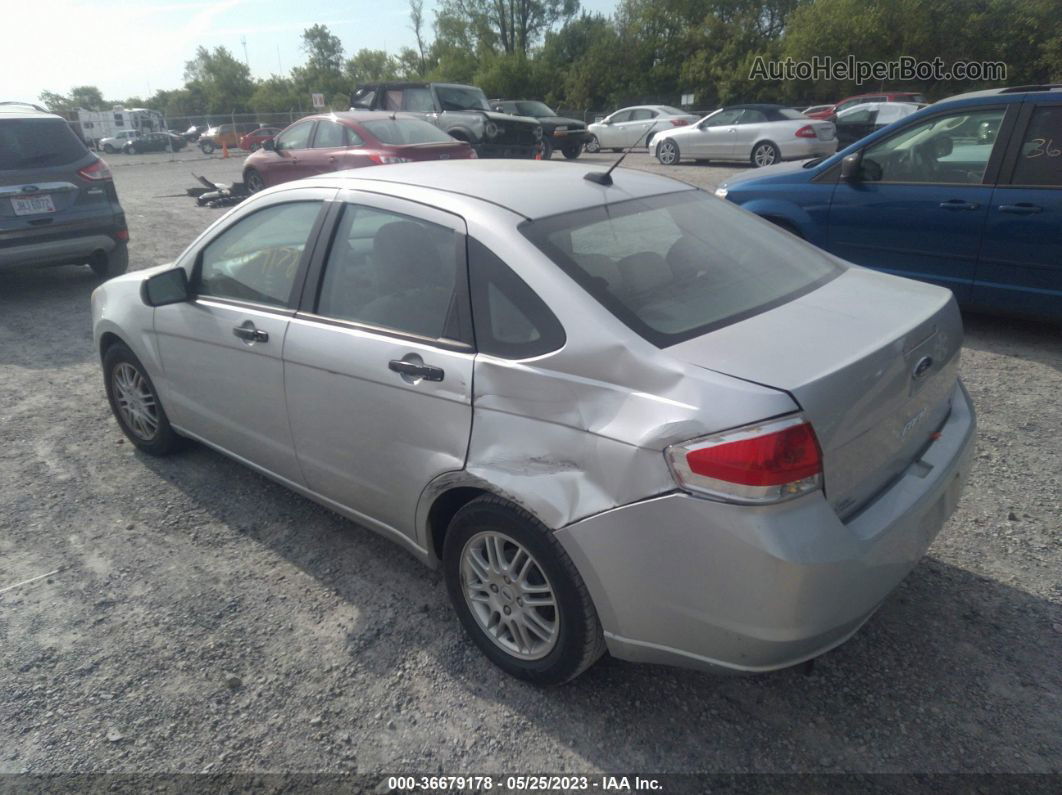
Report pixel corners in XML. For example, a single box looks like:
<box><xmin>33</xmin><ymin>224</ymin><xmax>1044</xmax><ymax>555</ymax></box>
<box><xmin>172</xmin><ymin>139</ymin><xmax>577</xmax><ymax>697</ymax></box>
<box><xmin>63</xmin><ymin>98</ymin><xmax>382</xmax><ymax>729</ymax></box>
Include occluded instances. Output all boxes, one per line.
<box><xmin>40</xmin><ymin>0</ymin><xmax>1062</xmax><ymax>119</ymax></box>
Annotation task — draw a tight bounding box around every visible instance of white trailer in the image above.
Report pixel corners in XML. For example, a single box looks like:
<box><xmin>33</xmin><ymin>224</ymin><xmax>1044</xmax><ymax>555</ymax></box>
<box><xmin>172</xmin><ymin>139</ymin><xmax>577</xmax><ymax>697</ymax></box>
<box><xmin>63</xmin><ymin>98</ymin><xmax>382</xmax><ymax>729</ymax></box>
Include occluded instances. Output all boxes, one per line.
<box><xmin>75</xmin><ymin>107</ymin><xmax>165</xmax><ymax>148</ymax></box>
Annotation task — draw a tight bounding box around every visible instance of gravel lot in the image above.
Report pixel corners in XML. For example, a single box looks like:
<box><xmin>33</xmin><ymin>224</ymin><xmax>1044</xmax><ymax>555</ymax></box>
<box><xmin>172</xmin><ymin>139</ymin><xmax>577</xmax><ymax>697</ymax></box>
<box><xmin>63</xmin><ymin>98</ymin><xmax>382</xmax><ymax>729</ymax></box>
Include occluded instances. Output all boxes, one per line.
<box><xmin>1</xmin><ymin>150</ymin><xmax>1059</xmax><ymax>781</ymax></box>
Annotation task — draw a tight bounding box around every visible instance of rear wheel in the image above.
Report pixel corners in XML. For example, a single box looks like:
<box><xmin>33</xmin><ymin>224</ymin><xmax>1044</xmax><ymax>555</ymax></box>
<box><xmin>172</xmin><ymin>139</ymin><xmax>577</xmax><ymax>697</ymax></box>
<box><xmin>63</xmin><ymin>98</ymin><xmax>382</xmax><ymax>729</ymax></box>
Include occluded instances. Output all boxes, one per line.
<box><xmin>443</xmin><ymin>496</ymin><xmax>606</xmax><ymax>685</ymax></box>
<box><xmin>88</xmin><ymin>243</ymin><xmax>128</xmax><ymax>279</ymax></box>
<box><xmin>200</xmin><ymin>140</ymin><xmax>215</xmax><ymax>155</ymax></box>
<box><xmin>102</xmin><ymin>342</ymin><xmax>182</xmax><ymax>456</ymax></box>
<box><xmin>584</xmin><ymin>135</ymin><xmax>600</xmax><ymax>154</ymax></box>
<box><xmin>751</xmin><ymin>141</ymin><xmax>780</xmax><ymax>167</ymax></box>
<box><xmin>656</xmin><ymin>139</ymin><xmax>680</xmax><ymax>165</ymax></box>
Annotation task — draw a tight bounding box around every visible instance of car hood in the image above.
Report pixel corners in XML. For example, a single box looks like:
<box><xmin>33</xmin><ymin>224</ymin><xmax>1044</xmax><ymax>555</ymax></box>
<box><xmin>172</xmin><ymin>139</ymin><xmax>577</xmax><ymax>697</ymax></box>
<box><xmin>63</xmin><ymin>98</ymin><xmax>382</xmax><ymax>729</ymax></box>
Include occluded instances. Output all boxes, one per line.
<box><xmin>719</xmin><ymin>157</ymin><xmax>824</xmax><ymax>189</ymax></box>
<box><xmin>479</xmin><ymin>111</ymin><xmax>540</xmax><ymax>128</ymax></box>
<box><xmin>538</xmin><ymin>116</ymin><xmax>585</xmax><ymax>130</ymax></box>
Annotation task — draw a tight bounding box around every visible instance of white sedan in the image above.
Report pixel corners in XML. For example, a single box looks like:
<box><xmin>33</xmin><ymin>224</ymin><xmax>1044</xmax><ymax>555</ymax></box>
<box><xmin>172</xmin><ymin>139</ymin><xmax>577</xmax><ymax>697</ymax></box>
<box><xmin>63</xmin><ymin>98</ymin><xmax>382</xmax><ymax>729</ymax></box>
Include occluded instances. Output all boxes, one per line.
<box><xmin>585</xmin><ymin>105</ymin><xmax>700</xmax><ymax>152</ymax></box>
<box><xmin>652</xmin><ymin>104</ymin><xmax>837</xmax><ymax>167</ymax></box>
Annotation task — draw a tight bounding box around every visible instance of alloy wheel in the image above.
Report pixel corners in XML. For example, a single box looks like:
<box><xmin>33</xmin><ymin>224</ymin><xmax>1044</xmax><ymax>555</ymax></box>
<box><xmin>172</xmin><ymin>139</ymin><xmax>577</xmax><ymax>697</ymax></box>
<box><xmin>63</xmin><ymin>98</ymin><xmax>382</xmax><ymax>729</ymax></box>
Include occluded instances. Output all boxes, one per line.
<box><xmin>112</xmin><ymin>362</ymin><xmax>159</xmax><ymax>441</ymax></box>
<box><xmin>460</xmin><ymin>531</ymin><xmax>559</xmax><ymax>660</ymax></box>
<box><xmin>658</xmin><ymin>140</ymin><xmax>678</xmax><ymax>165</ymax></box>
<box><xmin>754</xmin><ymin>143</ymin><xmax>777</xmax><ymax>167</ymax></box>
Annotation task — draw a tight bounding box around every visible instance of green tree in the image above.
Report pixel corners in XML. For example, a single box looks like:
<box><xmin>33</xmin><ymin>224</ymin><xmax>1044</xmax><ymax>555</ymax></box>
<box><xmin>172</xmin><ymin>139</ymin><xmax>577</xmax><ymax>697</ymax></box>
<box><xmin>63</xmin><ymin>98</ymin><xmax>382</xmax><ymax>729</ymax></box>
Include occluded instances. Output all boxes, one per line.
<box><xmin>437</xmin><ymin>0</ymin><xmax>580</xmax><ymax>56</ymax></box>
<box><xmin>38</xmin><ymin>85</ymin><xmax>109</xmax><ymax>111</ymax></box>
<box><xmin>183</xmin><ymin>46</ymin><xmax>254</xmax><ymax>113</ymax></box>
<box><xmin>250</xmin><ymin>75</ymin><xmax>303</xmax><ymax>113</ymax></box>
<box><xmin>345</xmin><ymin>49</ymin><xmax>400</xmax><ymax>84</ymax></box>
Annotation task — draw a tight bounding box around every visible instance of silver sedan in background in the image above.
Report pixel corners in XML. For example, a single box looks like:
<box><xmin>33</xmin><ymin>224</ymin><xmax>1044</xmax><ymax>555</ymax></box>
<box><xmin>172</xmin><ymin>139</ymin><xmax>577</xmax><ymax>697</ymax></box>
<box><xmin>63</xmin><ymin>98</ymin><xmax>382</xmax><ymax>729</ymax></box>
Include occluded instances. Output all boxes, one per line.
<box><xmin>92</xmin><ymin>161</ymin><xmax>974</xmax><ymax>684</ymax></box>
<box><xmin>653</xmin><ymin>103</ymin><xmax>837</xmax><ymax>166</ymax></box>
<box><xmin>585</xmin><ymin>105</ymin><xmax>700</xmax><ymax>152</ymax></box>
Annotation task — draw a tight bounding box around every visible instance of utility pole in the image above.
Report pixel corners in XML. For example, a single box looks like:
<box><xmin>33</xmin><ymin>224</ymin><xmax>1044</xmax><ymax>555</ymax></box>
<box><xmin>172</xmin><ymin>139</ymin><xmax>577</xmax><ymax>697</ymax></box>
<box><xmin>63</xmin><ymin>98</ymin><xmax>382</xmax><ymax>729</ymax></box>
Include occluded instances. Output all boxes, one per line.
<box><xmin>277</xmin><ymin>44</ymin><xmax>283</xmax><ymax>73</ymax></box>
<box><xmin>241</xmin><ymin>36</ymin><xmax>249</xmax><ymax>68</ymax></box>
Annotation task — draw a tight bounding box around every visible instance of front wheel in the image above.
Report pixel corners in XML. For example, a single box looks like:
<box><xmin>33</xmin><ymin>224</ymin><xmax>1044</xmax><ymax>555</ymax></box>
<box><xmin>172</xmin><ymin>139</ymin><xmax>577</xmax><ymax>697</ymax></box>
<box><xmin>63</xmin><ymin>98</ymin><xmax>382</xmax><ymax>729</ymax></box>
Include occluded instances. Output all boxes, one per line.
<box><xmin>249</xmin><ymin>142</ymin><xmax>260</xmax><ymax>152</ymax></box>
<box><xmin>561</xmin><ymin>143</ymin><xmax>581</xmax><ymax>160</ymax></box>
<box><xmin>102</xmin><ymin>144</ymin><xmax>116</xmax><ymax>154</ymax></box>
<box><xmin>540</xmin><ymin>138</ymin><xmax>553</xmax><ymax>160</ymax></box>
<box><xmin>656</xmin><ymin>139</ymin><xmax>680</xmax><ymax>165</ymax></box>
<box><xmin>200</xmin><ymin>140</ymin><xmax>215</xmax><ymax>155</ymax></box>
<box><xmin>583</xmin><ymin>135</ymin><xmax>600</xmax><ymax>154</ymax></box>
<box><xmin>443</xmin><ymin>496</ymin><xmax>606</xmax><ymax>685</ymax></box>
<box><xmin>751</xmin><ymin>141</ymin><xmax>780</xmax><ymax>167</ymax></box>
<box><xmin>244</xmin><ymin>168</ymin><xmax>265</xmax><ymax>193</ymax></box>
<box><xmin>102</xmin><ymin>342</ymin><xmax>182</xmax><ymax>456</ymax></box>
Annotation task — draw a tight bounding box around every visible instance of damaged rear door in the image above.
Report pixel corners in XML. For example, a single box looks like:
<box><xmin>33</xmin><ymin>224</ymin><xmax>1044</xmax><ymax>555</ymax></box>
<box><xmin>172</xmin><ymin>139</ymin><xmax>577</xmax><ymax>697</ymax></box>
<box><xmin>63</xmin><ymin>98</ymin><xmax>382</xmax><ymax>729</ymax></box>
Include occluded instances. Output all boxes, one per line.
<box><xmin>283</xmin><ymin>191</ymin><xmax>474</xmax><ymax>545</ymax></box>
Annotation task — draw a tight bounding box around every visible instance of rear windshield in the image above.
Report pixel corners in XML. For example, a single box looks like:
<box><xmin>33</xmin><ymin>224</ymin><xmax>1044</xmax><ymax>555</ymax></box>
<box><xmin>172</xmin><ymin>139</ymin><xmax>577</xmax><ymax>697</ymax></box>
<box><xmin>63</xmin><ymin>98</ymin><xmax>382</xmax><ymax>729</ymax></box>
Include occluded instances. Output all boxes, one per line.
<box><xmin>362</xmin><ymin>119</ymin><xmax>456</xmax><ymax>145</ymax></box>
<box><xmin>0</xmin><ymin>118</ymin><xmax>88</xmax><ymax>170</ymax></box>
<box><xmin>657</xmin><ymin>106</ymin><xmax>687</xmax><ymax>115</ymax></box>
<box><xmin>520</xmin><ymin>191</ymin><xmax>843</xmax><ymax>346</ymax></box>
<box><xmin>778</xmin><ymin>108</ymin><xmax>807</xmax><ymax>119</ymax></box>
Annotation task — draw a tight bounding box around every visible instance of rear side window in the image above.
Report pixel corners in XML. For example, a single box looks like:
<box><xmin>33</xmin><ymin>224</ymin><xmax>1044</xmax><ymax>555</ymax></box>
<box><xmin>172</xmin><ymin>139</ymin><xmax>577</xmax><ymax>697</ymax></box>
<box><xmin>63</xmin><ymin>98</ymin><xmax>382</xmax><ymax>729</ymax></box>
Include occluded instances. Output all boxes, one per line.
<box><xmin>1011</xmin><ymin>106</ymin><xmax>1062</xmax><ymax>186</ymax></box>
<box><xmin>0</xmin><ymin>119</ymin><xmax>87</xmax><ymax>170</ymax></box>
<box><xmin>362</xmin><ymin>119</ymin><xmax>455</xmax><ymax>145</ymax></box>
<box><xmin>520</xmin><ymin>191</ymin><xmax>841</xmax><ymax>347</ymax></box>
<box><xmin>469</xmin><ymin>239</ymin><xmax>565</xmax><ymax>359</ymax></box>
<box><xmin>312</xmin><ymin>121</ymin><xmax>348</xmax><ymax>148</ymax></box>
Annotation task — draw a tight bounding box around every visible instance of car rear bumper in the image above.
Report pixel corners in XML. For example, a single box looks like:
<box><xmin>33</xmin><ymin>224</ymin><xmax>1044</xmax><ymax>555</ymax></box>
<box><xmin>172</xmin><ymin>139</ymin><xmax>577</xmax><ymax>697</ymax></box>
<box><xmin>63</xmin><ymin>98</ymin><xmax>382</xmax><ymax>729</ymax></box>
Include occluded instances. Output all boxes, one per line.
<box><xmin>781</xmin><ymin>137</ymin><xmax>838</xmax><ymax>160</ymax></box>
<box><xmin>555</xmin><ymin>380</ymin><xmax>975</xmax><ymax>674</ymax></box>
<box><xmin>0</xmin><ymin>227</ymin><xmax>122</xmax><ymax>269</ymax></box>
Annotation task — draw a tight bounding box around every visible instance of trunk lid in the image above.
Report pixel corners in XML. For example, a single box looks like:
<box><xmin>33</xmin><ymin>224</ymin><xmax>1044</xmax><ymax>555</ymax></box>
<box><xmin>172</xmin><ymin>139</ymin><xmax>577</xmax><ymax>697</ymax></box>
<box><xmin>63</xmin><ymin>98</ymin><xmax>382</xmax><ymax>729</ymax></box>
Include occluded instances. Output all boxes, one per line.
<box><xmin>667</xmin><ymin>267</ymin><xmax>962</xmax><ymax>518</ymax></box>
<box><xmin>811</xmin><ymin>121</ymin><xmax>836</xmax><ymax>141</ymax></box>
<box><xmin>394</xmin><ymin>141</ymin><xmax>475</xmax><ymax>161</ymax></box>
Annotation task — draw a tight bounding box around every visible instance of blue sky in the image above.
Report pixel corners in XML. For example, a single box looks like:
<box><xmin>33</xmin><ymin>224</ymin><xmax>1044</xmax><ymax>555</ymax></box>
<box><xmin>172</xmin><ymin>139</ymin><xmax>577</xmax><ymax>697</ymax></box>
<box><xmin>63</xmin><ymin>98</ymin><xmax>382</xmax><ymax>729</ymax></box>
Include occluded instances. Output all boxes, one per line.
<box><xmin>6</xmin><ymin>0</ymin><xmax>619</xmax><ymax>105</ymax></box>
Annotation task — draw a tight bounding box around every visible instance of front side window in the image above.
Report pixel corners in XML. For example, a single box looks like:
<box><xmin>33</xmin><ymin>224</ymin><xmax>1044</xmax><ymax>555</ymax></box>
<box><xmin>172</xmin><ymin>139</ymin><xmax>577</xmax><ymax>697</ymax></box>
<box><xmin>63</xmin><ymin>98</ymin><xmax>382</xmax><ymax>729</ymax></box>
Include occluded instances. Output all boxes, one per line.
<box><xmin>1010</xmin><ymin>106</ymin><xmax>1062</xmax><ymax>186</ymax></box>
<box><xmin>630</xmin><ymin>109</ymin><xmax>657</xmax><ymax>121</ymax></box>
<box><xmin>312</xmin><ymin>120</ymin><xmax>348</xmax><ymax>149</ymax></box>
<box><xmin>860</xmin><ymin>108</ymin><xmax>1005</xmax><ymax>184</ymax></box>
<box><xmin>275</xmin><ymin>121</ymin><xmax>314</xmax><ymax>151</ymax></box>
<box><xmin>608</xmin><ymin>110</ymin><xmax>632</xmax><ymax>124</ymax></box>
<box><xmin>435</xmin><ymin>85</ymin><xmax>490</xmax><ymax>112</ymax></box>
<box><xmin>521</xmin><ymin>191</ymin><xmax>841</xmax><ymax>346</ymax></box>
<box><xmin>198</xmin><ymin>202</ymin><xmax>322</xmax><ymax>307</ymax></box>
<box><xmin>316</xmin><ymin>205</ymin><xmax>459</xmax><ymax>340</ymax></box>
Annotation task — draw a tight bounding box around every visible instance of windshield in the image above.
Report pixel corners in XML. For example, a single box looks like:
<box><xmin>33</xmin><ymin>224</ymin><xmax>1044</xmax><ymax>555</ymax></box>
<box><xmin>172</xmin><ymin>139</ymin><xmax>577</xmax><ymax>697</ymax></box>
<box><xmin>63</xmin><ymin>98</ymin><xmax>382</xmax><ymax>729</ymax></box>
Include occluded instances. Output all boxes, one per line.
<box><xmin>435</xmin><ymin>85</ymin><xmax>490</xmax><ymax>112</ymax></box>
<box><xmin>362</xmin><ymin>118</ymin><xmax>457</xmax><ymax>145</ymax></box>
<box><xmin>512</xmin><ymin>101</ymin><xmax>555</xmax><ymax>118</ymax></box>
<box><xmin>520</xmin><ymin>191</ymin><xmax>842</xmax><ymax>346</ymax></box>
<box><xmin>0</xmin><ymin>118</ymin><xmax>87</xmax><ymax>170</ymax></box>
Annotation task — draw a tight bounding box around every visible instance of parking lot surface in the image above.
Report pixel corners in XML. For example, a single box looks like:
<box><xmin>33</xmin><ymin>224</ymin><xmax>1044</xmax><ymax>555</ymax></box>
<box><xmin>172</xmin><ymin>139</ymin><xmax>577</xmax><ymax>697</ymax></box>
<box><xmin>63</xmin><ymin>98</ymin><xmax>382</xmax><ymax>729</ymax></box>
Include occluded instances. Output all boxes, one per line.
<box><xmin>1</xmin><ymin>152</ymin><xmax>1059</xmax><ymax>777</ymax></box>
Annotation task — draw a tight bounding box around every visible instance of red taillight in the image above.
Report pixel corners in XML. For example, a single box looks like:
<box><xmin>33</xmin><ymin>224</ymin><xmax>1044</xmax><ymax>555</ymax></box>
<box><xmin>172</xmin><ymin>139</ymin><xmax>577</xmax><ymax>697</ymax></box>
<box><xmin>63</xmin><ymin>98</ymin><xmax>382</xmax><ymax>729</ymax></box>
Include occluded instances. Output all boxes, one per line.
<box><xmin>78</xmin><ymin>158</ymin><xmax>112</xmax><ymax>181</ymax></box>
<box><xmin>795</xmin><ymin>125</ymin><xmax>817</xmax><ymax>138</ymax></box>
<box><xmin>115</xmin><ymin>229</ymin><xmax>129</xmax><ymax>241</ymax></box>
<box><xmin>369</xmin><ymin>153</ymin><xmax>412</xmax><ymax>165</ymax></box>
<box><xmin>666</xmin><ymin>416</ymin><xmax>823</xmax><ymax>504</ymax></box>
<box><xmin>670</xmin><ymin>119</ymin><xmax>689</xmax><ymax>126</ymax></box>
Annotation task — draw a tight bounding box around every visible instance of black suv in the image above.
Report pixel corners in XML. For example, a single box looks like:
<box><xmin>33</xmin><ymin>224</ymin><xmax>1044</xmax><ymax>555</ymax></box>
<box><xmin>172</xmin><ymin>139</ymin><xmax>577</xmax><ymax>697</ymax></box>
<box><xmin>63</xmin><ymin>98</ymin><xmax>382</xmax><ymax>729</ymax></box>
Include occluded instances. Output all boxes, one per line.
<box><xmin>0</xmin><ymin>103</ymin><xmax>128</xmax><ymax>278</ymax></box>
<box><xmin>350</xmin><ymin>82</ymin><xmax>542</xmax><ymax>158</ymax></box>
<box><xmin>491</xmin><ymin>100</ymin><xmax>590</xmax><ymax>160</ymax></box>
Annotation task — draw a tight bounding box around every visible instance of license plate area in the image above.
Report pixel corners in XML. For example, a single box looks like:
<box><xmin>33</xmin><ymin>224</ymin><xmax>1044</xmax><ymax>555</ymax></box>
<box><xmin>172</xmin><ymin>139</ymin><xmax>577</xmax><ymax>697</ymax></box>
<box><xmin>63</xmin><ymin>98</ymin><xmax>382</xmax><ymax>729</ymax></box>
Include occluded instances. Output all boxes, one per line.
<box><xmin>12</xmin><ymin>194</ymin><xmax>56</xmax><ymax>216</ymax></box>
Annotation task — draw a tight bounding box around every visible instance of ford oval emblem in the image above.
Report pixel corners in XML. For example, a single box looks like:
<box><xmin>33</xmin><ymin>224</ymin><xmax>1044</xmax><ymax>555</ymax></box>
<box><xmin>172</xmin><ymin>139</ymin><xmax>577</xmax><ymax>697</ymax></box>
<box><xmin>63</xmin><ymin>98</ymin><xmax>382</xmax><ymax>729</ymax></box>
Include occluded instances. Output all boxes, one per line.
<box><xmin>912</xmin><ymin>356</ymin><xmax>934</xmax><ymax>380</ymax></box>
<box><xmin>22</xmin><ymin>185</ymin><xmax>39</xmax><ymax>193</ymax></box>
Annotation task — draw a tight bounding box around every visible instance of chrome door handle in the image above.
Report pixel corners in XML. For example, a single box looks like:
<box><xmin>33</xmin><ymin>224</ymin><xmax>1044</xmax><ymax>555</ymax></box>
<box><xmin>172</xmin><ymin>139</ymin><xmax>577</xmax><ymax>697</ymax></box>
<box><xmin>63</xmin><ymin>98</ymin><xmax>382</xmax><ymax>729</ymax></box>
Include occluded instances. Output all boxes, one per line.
<box><xmin>233</xmin><ymin>324</ymin><xmax>268</xmax><ymax>343</ymax></box>
<box><xmin>998</xmin><ymin>203</ymin><xmax>1042</xmax><ymax>214</ymax></box>
<box><xmin>389</xmin><ymin>359</ymin><xmax>444</xmax><ymax>382</ymax></box>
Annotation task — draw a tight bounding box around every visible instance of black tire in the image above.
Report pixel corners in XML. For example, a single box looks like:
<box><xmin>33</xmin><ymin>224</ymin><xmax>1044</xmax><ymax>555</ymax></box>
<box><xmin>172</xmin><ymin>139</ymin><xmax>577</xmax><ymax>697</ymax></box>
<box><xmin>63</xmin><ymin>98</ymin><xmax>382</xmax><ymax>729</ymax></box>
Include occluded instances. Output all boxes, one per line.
<box><xmin>645</xmin><ymin>132</ymin><xmax>655</xmax><ymax>149</ymax></box>
<box><xmin>540</xmin><ymin>138</ymin><xmax>553</xmax><ymax>160</ymax></box>
<box><xmin>249</xmin><ymin>142</ymin><xmax>261</xmax><ymax>152</ymax></box>
<box><xmin>88</xmin><ymin>243</ymin><xmax>129</xmax><ymax>279</ymax></box>
<box><xmin>102</xmin><ymin>144</ymin><xmax>116</xmax><ymax>154</ymax></box>
<box><xmin>561</xmin><ymin>143</ymin><xmax>581</xmax><ymax>160</ymax></box>
<box><xmin>244</xmin><ymin>168</ymin><xmax>265</xmax><ymax>193</ymax></box>
<box><xmin>656</xmin><ymin>138</ymin><xmax>681</xmax><ymax>165</ymax></box>
<box><xmin>443</xmin><ymin>496</ymin><xmax>606</xmax><ymax>685</ymax></box>
<box><xmin>751</xmin><ymin>140</ymin><xmax>781</xmax><ymax>167</ymax></box>
<box><xmin>102</xmin><ymin>342</ymin><xmax>182</xmax><ymax>456</ymax></box>
<box><xmin>584</xmin><ymin>135</ymin><xmax>600</xmax><ymax>154</ymax></box>
<box><xmin>200</xmin><ymin>140</ymin><xmax>215</xmax><ymax>155</ymax></box>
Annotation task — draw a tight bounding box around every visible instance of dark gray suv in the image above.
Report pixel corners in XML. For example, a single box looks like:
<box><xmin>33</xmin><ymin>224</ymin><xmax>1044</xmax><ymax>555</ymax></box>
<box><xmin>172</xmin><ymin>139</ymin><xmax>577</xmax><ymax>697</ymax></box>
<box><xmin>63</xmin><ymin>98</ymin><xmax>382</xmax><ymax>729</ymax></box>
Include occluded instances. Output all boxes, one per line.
<box><xmin>0</xmin><ymin>103</ymin><xmax>128</xmax><ymax>278</ymax></box>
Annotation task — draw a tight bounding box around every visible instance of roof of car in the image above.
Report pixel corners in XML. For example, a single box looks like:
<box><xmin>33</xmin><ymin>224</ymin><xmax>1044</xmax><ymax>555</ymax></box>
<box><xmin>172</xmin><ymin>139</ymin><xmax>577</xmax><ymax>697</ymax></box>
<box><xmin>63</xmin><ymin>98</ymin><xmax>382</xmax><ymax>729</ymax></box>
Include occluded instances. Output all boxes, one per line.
<box><xmin>939</xmin><ymin>84</ymin><xmax>1062</xmax><ymax>103</ymax></box>
<box><xmin>0</xmin><ymin>102</ymin><xmax>63</xmax><ymax>120</ymax></box>
<box><xmin>304</xmin><ymin>111</ymin><xmax>431</xmax><ymax>124</ymax></box>
<box><xmin>721</xmin><ymin>103</ymin><xmax>789</xmax><ymax>111</ymax></box>
<box><xmin>312</xmin><ymin>160</ymin><xmax>696</xmax><ymax>220</ymax></box>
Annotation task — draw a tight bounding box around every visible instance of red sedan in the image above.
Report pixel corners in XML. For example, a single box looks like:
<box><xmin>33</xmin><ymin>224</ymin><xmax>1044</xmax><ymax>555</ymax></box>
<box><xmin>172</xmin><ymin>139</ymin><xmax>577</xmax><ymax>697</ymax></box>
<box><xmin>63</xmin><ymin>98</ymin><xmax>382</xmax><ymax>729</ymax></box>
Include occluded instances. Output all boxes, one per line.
<box><xmin>242</xmin><ymin>112</ymin><xmax>476</xmax><ymax>192</ymax></box>
<box><xmin>239</xmin><ymin>126</ymin><xmax>281</xmax><ymax>151</ymax></box>
<box><xmin>804</xmin><ymin>91</ymin><xmax>928</xmax><ymax>120</ymax></box>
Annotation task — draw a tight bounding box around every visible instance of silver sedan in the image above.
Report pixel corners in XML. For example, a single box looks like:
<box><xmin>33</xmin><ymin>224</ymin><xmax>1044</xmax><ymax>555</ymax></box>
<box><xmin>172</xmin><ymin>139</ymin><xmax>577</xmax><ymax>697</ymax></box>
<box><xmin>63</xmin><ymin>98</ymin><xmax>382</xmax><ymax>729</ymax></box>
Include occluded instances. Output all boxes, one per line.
<box><xmin>653</xmin><ymin>104</ymin><xmax>838</xmax><ymax>167</ymax></box>
<box><xmin>92</xmin><ymin>160</ymin><xmax>974</xmax><ymax>684</ymax></box>
<box><xmin>585</xmin><ymin>105</ymin><xmax>700</xmax><ymax>152</ymax></box>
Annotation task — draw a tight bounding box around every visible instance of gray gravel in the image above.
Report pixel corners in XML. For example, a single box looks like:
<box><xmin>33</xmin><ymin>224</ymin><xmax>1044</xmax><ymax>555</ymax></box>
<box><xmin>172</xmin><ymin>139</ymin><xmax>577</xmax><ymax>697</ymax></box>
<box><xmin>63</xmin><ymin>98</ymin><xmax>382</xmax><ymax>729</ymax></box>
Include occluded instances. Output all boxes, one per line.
<box><xmin>0</xmin><ymin>151</ymin><xmax>1059</xmax><ymax>777</ymax></box>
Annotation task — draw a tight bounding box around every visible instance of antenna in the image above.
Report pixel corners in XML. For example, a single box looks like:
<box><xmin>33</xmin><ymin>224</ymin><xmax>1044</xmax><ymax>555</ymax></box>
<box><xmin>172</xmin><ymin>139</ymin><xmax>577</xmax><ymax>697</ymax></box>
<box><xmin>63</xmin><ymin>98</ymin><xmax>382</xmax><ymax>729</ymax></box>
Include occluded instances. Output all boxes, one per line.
<box><xmin>583</xmin><ymin>123</ymin><xmax>655</xmax><ymax>186</ymax></box>
<box><xmin>241</xmin><ymin>36</ymin><xmax>249</xmax><ymax>68</ymax></box>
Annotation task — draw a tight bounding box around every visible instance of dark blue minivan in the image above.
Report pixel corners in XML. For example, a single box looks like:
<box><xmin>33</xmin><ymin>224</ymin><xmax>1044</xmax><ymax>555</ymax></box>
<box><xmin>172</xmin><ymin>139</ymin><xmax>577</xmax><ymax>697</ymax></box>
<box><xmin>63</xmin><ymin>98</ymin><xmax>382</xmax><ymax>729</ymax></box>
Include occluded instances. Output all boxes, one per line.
<box><xmin>716</xmin><ymin>86</ymin><xmax>1062</xmax><ymax>321</ymax></box>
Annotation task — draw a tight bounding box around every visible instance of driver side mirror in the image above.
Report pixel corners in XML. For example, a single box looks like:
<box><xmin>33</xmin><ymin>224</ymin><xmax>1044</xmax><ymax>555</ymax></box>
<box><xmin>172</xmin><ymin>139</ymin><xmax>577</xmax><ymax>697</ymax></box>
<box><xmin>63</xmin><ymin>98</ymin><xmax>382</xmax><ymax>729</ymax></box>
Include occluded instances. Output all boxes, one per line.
<box><xmin>141</xmin><ymin>267</ymin><xmax>190</xmax><ymax>307</ymax></box>
<box><xmin>840</xmin><ymin>152</ymin><xmax>863</xmax><ymax>181</ymax></box>
<box><xmin>263</xmin><ymin>138</ymin><xmax>276</xmax><ymax>151</ymax></box>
